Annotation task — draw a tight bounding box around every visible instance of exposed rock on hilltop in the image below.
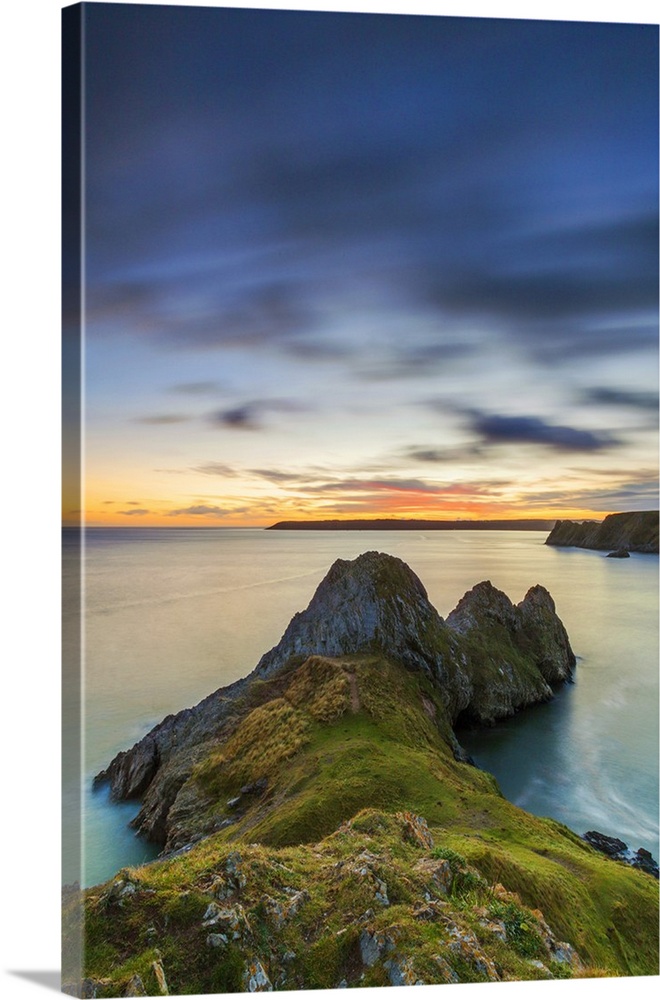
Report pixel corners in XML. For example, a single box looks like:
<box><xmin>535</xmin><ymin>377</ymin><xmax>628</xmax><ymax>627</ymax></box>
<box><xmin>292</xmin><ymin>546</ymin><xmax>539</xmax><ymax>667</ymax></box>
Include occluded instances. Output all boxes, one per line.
<box><xmin>546</xmin><ymin>510</ymin><xmax>659</xmax><ymax>554</ymax></box>
<box><xmin>253</xmin><ymin>551</ymin><xmax>446</xmax><ymax>681</ymax></box>
<box><xmin>96</xmin><ymin>552</ymin><xmax>574</xmax><ymax>847</ymax></box>
<box><xmin>70</xmin><ymin>810</ymin><xmax>605</xmax><ymax>997</ymax></box>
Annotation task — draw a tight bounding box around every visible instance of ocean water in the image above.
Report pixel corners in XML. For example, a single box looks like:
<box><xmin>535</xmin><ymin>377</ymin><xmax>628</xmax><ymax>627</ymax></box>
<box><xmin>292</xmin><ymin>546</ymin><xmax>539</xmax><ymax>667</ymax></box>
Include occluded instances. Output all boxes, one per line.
<box><xmin>62</xmin><ymin>528</ymin><xmax>659</xmax><ymax>887</ymax></box>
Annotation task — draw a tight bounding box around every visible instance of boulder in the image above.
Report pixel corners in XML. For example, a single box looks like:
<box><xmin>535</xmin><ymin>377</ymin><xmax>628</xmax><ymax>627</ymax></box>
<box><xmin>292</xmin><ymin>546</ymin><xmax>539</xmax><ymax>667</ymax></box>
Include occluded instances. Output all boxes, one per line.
<box><xmin>123</xmin><ymin>975</ymin><xmax>147</xmax><ymax>997</ymax></box>
<box><xmin>631</xmin><ymin>848</ymin><xmax>659</xmax><ymax>879</ymax></box>
<box><xmin>583</xmin><ymin>831</ymin><xmax>628</xmax><ymax>857</ymax></box>
<box><xmin>244</xmin><ymin>959</ymin><xmax>272</xmax><ymax>992</ymax></box>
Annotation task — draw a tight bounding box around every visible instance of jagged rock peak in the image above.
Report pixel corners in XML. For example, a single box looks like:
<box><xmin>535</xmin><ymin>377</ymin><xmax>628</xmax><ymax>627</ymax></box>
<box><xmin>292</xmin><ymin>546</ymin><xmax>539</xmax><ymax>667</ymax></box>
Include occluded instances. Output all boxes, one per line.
<box><xmin>446</xmin><ymin>581</ymin><xmax>558</xmax><ymax>630</ymax></box>
<box><xmin>519</xmin><ymin>584</ymin><xmax>556</xmax><ymax>614</ymax></box>
<box><xmin>445</xmin><ymin>579</ymin><xmax>573</xmax><ymax>688</ymax></box>
<box><xmin>254</xmin><ymin>551</ymin><xmax>447</xmax><ymax>680</ymax></box>
<box><xmin>445</xmin><ymin>580</ymin><xmax>518</xmax><ymax>634</ymax></box>
<box><xmin>316</xmin><ymin>550</ymin><xmax>430</xmax><ymax>602</ymax></box>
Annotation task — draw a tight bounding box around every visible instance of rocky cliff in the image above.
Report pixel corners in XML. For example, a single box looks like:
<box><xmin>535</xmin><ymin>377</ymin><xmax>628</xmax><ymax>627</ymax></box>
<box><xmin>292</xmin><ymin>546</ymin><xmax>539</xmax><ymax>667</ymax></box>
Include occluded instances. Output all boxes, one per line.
<box><xmin>73</xmin><ymin>552</ymin><xmax>659</xmax><ymax>995</ymax></box>
<box><xmin>96</xmin><ymin>552</ymin><xmax>574</xmax><ymax>847</ymax></box>
<box><xmin>545</xmin><ymin>510</ymin><xmax>659</xmax><ymax>554</ymax></box>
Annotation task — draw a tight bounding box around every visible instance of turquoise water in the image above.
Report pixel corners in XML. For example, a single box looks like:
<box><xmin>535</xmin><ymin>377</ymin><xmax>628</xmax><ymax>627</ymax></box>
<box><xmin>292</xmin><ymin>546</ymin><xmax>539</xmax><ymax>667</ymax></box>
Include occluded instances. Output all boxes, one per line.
<box><xmin>62</xmin><ymin>528</ymin><xmax>658</xmax><ymax>886</ymax></box>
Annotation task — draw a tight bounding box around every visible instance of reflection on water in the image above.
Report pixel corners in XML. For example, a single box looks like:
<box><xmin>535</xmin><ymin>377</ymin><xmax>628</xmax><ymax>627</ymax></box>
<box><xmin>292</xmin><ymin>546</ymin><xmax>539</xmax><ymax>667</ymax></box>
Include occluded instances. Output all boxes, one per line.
<box><xmin>63</xmin><ymin>528</ymin><xmax>658</xmax><ymax>886</ymax></box>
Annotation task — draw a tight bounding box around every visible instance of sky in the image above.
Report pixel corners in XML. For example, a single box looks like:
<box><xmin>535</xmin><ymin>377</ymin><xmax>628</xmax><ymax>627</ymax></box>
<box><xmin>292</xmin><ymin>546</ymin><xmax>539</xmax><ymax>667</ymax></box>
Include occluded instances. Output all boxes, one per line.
<box><xmin>65</xmin><ymin>2</ymin><xmax>659</xmax><ymax>527</ymax></box>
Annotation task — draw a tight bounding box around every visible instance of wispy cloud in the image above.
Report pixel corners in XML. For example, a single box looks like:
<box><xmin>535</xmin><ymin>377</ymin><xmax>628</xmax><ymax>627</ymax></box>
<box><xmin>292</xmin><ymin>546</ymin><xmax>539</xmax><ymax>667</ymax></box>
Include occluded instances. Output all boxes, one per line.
<box><xmin>192</xmin><ymin>462</ymin><xmax>238</xmax><ymax>477</ymax></box>
<box><xmin>403</xmin><ymin>444</ymin><xmax>484</xmax><ymax>464</ymax></box>
<box><xmin>304</xmin><ymin>477</ymin><xmax>500</xmax><ymax>497</ymax></box>
<box><xmin>249</xmin><ymin>468</ymin><xmax>310</xmax><ymax>483</ymax></box>
<box><xmin>581</xmin><ymin>387</ymin><xmax>659</xmax><ymax>411</ymax></box>
<box><xmin>118</xmin><ymin>508</ymin><xmax>151</xmax><ymax>516</ymax></box>
<box><xmin>169</xmin><ymin>381</ymin><xmax>224</xmax><ymax>395</ymax></box>
<box><xmin>134</xmin><ymin>414</ymin><xmax>191</xmax><ymax>425</ymax></box>
<box><xmin>356</xmin><ymin>342</ymin><xmax>476</xmax><ymax>382</ymax></box>
<box><xmin>517</xmin><ymin>477</ymin><xmax>659</xmax><ymax>512</ymax></box>
<box><xmin>166</xmin><ymin>504</ymin><xmax>232</xmax><ymax>518</ymax></box>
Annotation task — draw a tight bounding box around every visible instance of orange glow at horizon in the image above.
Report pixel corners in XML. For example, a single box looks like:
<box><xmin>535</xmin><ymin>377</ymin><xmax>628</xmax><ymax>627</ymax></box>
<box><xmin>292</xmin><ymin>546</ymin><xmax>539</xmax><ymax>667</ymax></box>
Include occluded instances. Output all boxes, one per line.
<box><xmin>69</xmin><ymin>493</ymin><xmax>614</xmax><ymax>529</ymax></box>
<box><xmin>73</xmin><ymin>458</ymin><xmax>655</xmax><ymax>529</ymax></box>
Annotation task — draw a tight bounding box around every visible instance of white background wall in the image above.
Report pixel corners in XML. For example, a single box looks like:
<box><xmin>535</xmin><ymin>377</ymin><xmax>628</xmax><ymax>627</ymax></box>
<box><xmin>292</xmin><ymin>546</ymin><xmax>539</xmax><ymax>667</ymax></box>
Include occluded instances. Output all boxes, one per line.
<box><xmin>2</xmin><ymin>1</ymin><xmax>657</xmax><ymax>998</ymax></box>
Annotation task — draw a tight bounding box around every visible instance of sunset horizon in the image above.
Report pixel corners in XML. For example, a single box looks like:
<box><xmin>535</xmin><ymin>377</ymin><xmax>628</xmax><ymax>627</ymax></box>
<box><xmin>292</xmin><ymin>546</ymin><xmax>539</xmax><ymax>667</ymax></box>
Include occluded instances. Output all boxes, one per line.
<box><xmin>63</xmin><ymin>6</ymin><xmax>658</xmax><ymax>532</ymax></box>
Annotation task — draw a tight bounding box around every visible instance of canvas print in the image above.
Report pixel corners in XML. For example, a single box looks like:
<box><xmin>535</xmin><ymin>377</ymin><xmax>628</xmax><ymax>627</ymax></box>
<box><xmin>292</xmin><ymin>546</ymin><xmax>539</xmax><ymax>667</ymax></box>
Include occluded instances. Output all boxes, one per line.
<box><xmin>62</xmin><ymin>2</ymin><xmax>659</xmax><ymax>996</ymax></box>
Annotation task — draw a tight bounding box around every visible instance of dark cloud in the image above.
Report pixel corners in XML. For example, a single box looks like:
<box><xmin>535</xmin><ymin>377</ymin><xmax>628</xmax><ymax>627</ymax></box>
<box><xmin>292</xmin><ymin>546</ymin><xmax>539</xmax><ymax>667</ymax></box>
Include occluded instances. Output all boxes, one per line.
<box><xmin>468</xmin><ymin>412</ymin><xmax>620</xmax><ymax>452</ymax></box>
<box><xmin>582</xmin><ymin>387</ymin><xmax>659</xmax><ymax>411</ymax></box>
<box><xmin>211</xmin><ymin>405</ymin><xmax>261</xmax><ymax>430</ymax></box>
<box><xmin>80</xmin><ymin>1</ymin><xmax>657</xmax><ymax>523</ymax></box>
<box><xmin>118</xmin><ymin>508</ymin><xmax>151</xmax><ymax>516</ymax></box>
<box><xmin>208</xmin><ymin>399</ymin><xmax>309</xmax><ymax>431</ymax></box>
<box><xmin>83</xmin><ymin>6</ymin><xmax>658</xmax><ymax>396</ymax></box>
<box><xmin>242</xmin><ymin>148</ymin><xmax>416</xmax><ymax>247</ymax></box>
<box><xmin>434</xmin><ymin>266</ymin><xmax>656</xmax><ymax>325</ymax></box>
<box><xmin>423</xmin><ymin>214</ymin><xmax>658</xmax><ymax>325</ymax></box>
<box><xmin>88</xmin><ymin>272</ymin><xmax>327</xmax><ymax>356</ymax></box>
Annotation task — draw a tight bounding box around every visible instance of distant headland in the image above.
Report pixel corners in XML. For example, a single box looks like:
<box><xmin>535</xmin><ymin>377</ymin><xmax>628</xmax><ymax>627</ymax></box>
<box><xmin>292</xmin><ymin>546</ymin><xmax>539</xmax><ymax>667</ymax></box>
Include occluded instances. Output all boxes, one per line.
<box><xmin>546</xmin><ymin>510</ymin><xmax>658</xmax><ymax>554</ymax></box>
<box><xmin>267</xmin><ymin>517</ymin><xmax>555</xmax><ymax>531</ymax></box>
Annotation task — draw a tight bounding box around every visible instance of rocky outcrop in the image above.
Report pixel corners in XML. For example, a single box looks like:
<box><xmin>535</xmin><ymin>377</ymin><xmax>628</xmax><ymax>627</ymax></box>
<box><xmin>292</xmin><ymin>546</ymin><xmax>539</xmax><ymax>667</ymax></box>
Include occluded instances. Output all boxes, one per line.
<box><xmin>546</xmin><ymin>510</ymin><xmax>658</xmax><ymax>554</ymax></box>
<box><xmin>76</xmin><ymin>809</ymin><xmax>605</xmax><ymax>995</ymax></box>
<box><xmin>583</xmin><ymin>831</ymin><xmax>659</xmax><ymax>879</ymax></box>
<box><xmin>95</xmin><ymin>552</ymin><xmax>575</xmax><ymax>845</ymax></box>
<box><xmin>446</xmin><ymin>580</ymin><xmax>575</xmax><ymax>723</ymax></box>
<box><xmin>253</xmin><ymin>551</ymin><xmax>453</xmax><ymax>682</ymax></box>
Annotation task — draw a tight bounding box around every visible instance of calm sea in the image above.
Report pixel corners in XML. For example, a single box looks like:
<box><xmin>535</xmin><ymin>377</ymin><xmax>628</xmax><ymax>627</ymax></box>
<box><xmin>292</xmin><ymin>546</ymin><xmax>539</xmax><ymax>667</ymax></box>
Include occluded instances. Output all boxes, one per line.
<box><xmin>62</xmin><ymin>528</ymin><xmax>659</xmax><ymax>887</ymax></box>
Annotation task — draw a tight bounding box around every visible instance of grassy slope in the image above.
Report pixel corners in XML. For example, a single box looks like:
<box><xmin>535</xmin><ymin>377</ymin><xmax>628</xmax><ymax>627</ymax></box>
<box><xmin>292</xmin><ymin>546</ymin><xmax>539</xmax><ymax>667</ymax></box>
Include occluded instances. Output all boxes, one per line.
<box><xmin>74</xmin><ymin>655</ymin><xmax>659</xmax><ymax>995</ymax></box>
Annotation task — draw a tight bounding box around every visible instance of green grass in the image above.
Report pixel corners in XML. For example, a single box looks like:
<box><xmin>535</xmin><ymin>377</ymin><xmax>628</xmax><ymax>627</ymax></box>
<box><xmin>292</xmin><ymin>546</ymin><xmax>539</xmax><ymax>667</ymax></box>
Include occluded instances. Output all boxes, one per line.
<box><xmin>73</xmin><ymin>653</ymin><xmax>659</xmax><ymax>994</ymax></box>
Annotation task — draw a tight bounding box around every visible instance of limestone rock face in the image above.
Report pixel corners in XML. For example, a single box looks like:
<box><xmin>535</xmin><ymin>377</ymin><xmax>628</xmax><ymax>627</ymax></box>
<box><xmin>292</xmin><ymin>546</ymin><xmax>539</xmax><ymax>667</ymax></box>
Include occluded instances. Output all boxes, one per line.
<box><xmin>254</xmin><ymin>550</ymin><xmax>455</xmax><ymax>683</ymax></box>
<box><xmin>546</xmin><ymin>510</ymin><xmax>658</xmax><ymax>554</ymax></box>
<box><xmin>517</xmin><ymin>585</ymin><xmax>575</xmax><ymax>685</ymax></box>
<box><xmin>446</xmin><ymin>579</ymin><xmax>520</xmax><ymax>635</ymax></box>
<box><xmin>95</xmin><ymin>551</ymin><xmax>575</xmax><ymax>844</ymax></box>
<box><xmin>446</xmin><ymin>581</ymin><xmax>575</xmax><ymax>722</ymax></box>
<box><xmin>94</xmin><ymin>735</ymin><xmax>159</xmax><ymax>800</ymax></box>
